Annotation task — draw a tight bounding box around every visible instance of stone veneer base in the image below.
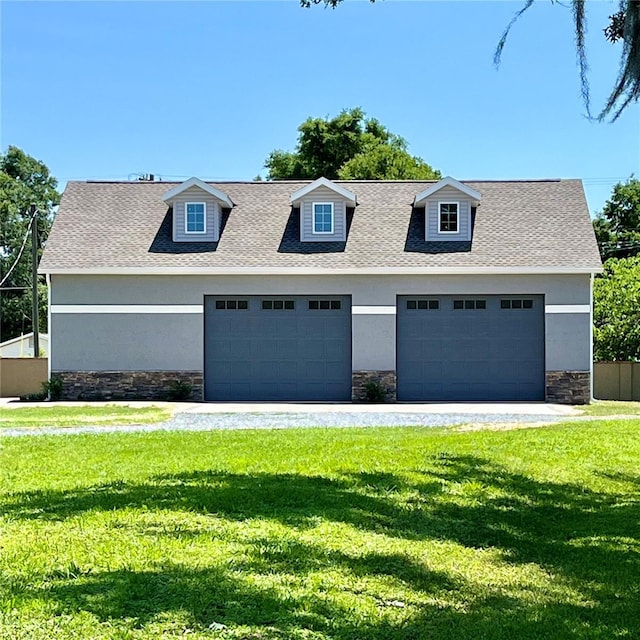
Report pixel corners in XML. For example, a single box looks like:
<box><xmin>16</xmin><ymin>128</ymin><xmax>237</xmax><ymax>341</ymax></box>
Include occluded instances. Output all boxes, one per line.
<box><xmin>352</xmin><ymin>370</ymin><xmax>397</xmax><ymax>403</ymax></box>
<box><xmin>546</xmin><ymin>370</ymin><xmax>590</xmax><ymax>405</ymax></box>
<box><xmin>54</xmin><ymin>371</ymin><xmax>203</xmax><ymax>401</ymax></box>
<box><xmin>55</xmin><ymin>369</ymin><xmax>590</xmax><ymax>405</ymax></box>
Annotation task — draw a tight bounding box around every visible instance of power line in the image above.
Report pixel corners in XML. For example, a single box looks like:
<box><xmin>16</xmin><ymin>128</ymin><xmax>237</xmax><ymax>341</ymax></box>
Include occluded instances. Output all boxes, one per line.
<box><xmin>0</xmin><ymin>208</ymin><xmax>36</xmax><ymax>288</ymax></box>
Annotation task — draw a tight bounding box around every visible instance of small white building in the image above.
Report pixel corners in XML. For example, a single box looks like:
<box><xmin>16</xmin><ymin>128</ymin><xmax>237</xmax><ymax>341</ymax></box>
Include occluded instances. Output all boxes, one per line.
<box><xmin>0</xmin><ymin>332</ymin><xmax>49</xmax><ymax>358</ymax></box>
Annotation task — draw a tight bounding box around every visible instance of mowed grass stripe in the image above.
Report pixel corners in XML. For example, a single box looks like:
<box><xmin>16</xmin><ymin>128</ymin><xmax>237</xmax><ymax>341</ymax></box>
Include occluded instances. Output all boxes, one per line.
<box><xmin>1</xmin><ymin>421</ymin><xmax>639</xmax><ymax>639</ymax></box>
<box><xmin>0</xmin><ymin>405</ymin><xmax>172</xmax><ymax>429</ymax></box>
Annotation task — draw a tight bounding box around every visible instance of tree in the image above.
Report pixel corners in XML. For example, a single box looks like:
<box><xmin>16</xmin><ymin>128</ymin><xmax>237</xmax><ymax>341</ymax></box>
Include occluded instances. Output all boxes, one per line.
<box><xmin>594</xmin><ymin>256</ymin><xmax>640</xmax><ymax>361</ymax></box>
<box><xmin>592</xmin><ymin>177</ymin><xmax>640</xmax><ymax>259</ymax></box>
<box><xmin>0</xmin><ymin>146</ymin><xmax>59</xmax><ymax>343</ymax></box>
<box><xmin>302</xmin><ymin>0</ymin><xmax>640</xmax><ymax>122</ymax></box>
<box><xmin>264</xmin><ymin>108</ymin><xmax>440</xmax><ymax>181</ymax></box>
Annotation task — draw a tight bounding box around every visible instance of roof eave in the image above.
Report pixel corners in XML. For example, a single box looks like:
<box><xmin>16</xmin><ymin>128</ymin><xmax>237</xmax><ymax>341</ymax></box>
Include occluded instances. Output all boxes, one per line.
<box><xmin>290</xmin><ymin>177</ymin><xmax>357</xmax><ymax>207</ymax></box>
<box><xmin>414</xmin><ymin>176</ymin><xmax>482</xmax><ymax>207</ymax></box>
<box><xmin>162</xmin><ymin>177</ymin><xmax>234</xmax><ymax>208</ymax></box>
<box><xmin>41</xmin><ymin>266</ymin><xmax>603</xmax><ymax>276</ymax></box>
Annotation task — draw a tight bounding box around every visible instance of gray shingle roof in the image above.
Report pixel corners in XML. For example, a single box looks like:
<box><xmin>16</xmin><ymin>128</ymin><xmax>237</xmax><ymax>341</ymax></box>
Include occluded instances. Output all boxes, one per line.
<box><xmin>39</xmin><ymin>179</ymin><xmax>602</xmax><ymax>272</ymax></box>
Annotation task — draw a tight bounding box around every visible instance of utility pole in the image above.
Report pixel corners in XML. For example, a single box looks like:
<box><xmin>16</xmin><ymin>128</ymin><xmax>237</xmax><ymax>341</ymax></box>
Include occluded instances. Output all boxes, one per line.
<box><xmin>30</xmin><ymin>204</ymin><xmax>40</xmax><ymax>358</ymax></box>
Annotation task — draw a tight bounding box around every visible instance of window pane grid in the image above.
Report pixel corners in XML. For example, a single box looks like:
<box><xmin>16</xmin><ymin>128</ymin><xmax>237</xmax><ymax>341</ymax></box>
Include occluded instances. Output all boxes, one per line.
<box><xmin>453</xmin><ymin>299</ymin><xmax>486</xmax><ymax>310</ymax></box>
<box><xmin>406</xmin><ymin>300</ymin><xmax>439</xmax><ymax>310</ymax></box>
<box><xmin>215</xmin><ymin>300</ymin><xmax>248</xmax><ymax>310</ymax></box>
<box><xmin>501</xmin><ymin>299</ymin><xmax>534</xmax><ymax>310</ymax></box>
<box><xmin>309</xmin><ymin>299</ymin><xmax>342</xmax><ymax>310</ymax></box>
<box><xmin>313</xmin><ymin>203</ymin><xmax>334</xmax><ymax>233</ymax></box>
<box><xmin>439</xmin><ymin>203</ymin><xmax>458</xmax><ymax>233</ymax></box>
<box><xmin>261</xmin><ymin>300</ymin><xmax>295</xmax><ymax>310</ymax></box>
<box><xmin>186</xmin><ymin>203</ymin><xmax>205</xmax><ymax>233</ymax></box>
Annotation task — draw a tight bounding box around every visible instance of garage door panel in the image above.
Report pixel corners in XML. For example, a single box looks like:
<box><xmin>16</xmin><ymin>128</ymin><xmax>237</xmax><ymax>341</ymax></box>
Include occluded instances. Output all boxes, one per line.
<box><xmin>305</xmin><ymin>318</ymin><xmax>328</xmax><ymax>334</ymax></box>
<box><xmin>231</xmin><ymin>340</ymin><xmax>251</xmax><ymax>358</ymax></box>
<box><xmin>231</xmin><ymin>361</ymin><xmax>251</xmax><ymax>378</ymax></box>
<box><xmin>205</xmin><ymin>296</ymin><xmax>351</xmax><ymax>401</ymax></box>
<box><xmin>423</xmin><ymin>341</ymin><xmax>443</xmax><ymax>359</ymax></box>
<box><xmin>422</xmin><ymin>362</ymin><xmax>444</xmax><ymax>378</ymax></box>
<box><xmin>305</xmin><ymin>361</ymin><xmax>326</xmax><ymax>377</ymax></box>
<box><xmin>442</xmin><ymin>360</ymin><xmax>468</xmax><ymax>379</ymax></box>
<box><xmin>468</xmin><ymin>361</ymin><xmax>491</xmax><ymax>379</ymax></box>
<box><xmin>325</xmin><ymin>339</ymin><xmax>347</xmax><ymax>358</ymax></box>
<box><xmin>398</xmin><ymin>295</ymin><xmax>544</xmax><ymax>401</ymax></box>
<box><xmin>276</xmin><ymin>340</ymin><xmax>298</xmax><ymax>359</ymax></box>
<box><xmin>300</xmin><ymin>340</ymin><xmax>325</xmax><ymax>359</ymax></box>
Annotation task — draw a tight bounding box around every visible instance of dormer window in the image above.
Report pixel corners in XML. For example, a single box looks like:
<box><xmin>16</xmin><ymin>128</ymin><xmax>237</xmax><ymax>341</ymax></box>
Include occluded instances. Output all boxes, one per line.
<box><xmin>439</xmin><ymin>202</ymin><xmax>459</xmax><ymax>233</ymax></box>
<box><xmin>185</xmin><ymin>202</ymin><xmax>206</xmax><ymax>234</ymax></box>
<box><xmin>414</xmin><ymin>177</ymin><xmax>480</xmax><ymax>243</ymax></box>
<box><xmin>290</xmin><ymin>178</ymin><xmax>356</xmax><ymax>243</ymax></box>
<box><xmin>162</xmin><ymin>177</ymin><xmax>233</xmax><ymax>243</ymax></box>
<box><xmin>313</xmin><ymin>203</ymin><xmax>334</xmax><ymax>234</ymax></box>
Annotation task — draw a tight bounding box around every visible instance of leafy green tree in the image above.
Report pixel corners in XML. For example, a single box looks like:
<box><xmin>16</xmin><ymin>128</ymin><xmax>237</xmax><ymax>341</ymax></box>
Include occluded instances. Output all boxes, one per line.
<box><xmin>0</xmin><ymin>146</ymin><xmax>59</xmax><ymax>342</ymax></box>
<box><xmin>264</xmin><ymin>108</ymin><xmax>440</xmax><ymax>181</ymax></box>
<box><xmin>303</xmin><ymin>1</ymin><xmax>640</xmax><ymax>121</ymax></box>
<box><xmin>594</xmin><ymin>257</ymin><xmax>640</xmax><ymax>361</ymax></box>
<box><xmin>593</xmin><ymin>177</ymin><xmax>640</xmax><ymax>259</ymax></box>
<box><xmin>338</xmin><ymin>144</ymin><xmax>440</xmax><ymax>180</ymax></box>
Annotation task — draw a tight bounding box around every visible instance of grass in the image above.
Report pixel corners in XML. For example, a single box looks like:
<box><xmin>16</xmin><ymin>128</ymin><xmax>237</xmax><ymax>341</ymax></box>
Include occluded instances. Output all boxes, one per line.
<box><xmin>1</xmin><ymin>421</ymin><xmax>639</xmax><ymax>639</ymax></box>
<box><xmin>0</xmin><ymin>405</ymin><xmax>172</xmax><ymax>429</ymax></box>
<box><xmin>578</xmin><ymin>400</ymin><xmax>640</xmax><ymax>416</ymax></box>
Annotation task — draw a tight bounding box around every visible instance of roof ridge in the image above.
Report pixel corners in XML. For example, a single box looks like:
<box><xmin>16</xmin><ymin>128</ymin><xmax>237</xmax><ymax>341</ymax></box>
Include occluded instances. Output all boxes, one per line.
<box><xmin>80</xmin><ymin>178</ymin><xmax>570</xmax><ymax>185</ymax></box>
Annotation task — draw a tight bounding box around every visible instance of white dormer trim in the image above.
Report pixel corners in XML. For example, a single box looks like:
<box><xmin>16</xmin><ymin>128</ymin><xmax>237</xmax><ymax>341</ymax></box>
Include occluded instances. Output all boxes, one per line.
<box><xmin>162</xmin><ymin>177</ymin><xmax>233</xmax><ymax>208</ymax></box>
<box><xmin>290</xmin><ymin>177</ymin><xmax>357</xmax><ymax>208</ymax></box>
<box><xmin>414</xmin><ymin>176</ymin><xmax>481</xmax><ymax>207</ymax></box>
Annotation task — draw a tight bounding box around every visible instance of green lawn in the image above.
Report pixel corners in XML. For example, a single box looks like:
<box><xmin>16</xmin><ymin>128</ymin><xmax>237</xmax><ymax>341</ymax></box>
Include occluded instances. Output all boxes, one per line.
<box><xmin>0</xmin><ymin>405</ymin><xmax>172</xmax><ymax>429</ymax></box>
<box><xmin>1</xmin><ymin>421</ymin><xmax>639</xmax><ymax>639</ymax></box>
<box><xmin>579</xmin><ymin>400</ymin><xmax>640</xmax><ymax>416</ymax></box>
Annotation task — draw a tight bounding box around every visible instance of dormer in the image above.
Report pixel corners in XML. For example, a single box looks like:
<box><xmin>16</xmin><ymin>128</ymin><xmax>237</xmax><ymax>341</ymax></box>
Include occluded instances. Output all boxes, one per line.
<box><xmin>414</xmin><ymin>177</ymin><xmax>481</xmax><ymax>242</ymax></box>
<box><xmin>162</xmin><ymin>177</ymin><xmax>233</xmax><ymax>243</ymax></box>
<box><xmin>290</xmin><ymin>177</ymin><xmax>357</xmax><ymax>243</ymax></box>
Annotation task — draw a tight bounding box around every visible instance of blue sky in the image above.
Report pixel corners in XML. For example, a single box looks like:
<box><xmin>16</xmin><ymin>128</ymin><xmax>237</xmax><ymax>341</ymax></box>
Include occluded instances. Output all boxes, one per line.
<box><xmin>2</xmin><ymin>1</ymin><xmax>638</xmax><ymax>214</ymax></box>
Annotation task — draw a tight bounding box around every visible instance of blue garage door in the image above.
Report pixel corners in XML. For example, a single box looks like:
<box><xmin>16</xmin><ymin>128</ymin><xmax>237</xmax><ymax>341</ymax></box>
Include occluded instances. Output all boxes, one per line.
<box><xmin>397</xmin><ymin>295</ymin><xmax>545</xmax><ymax>401</ymax></box>
<box><xmin>204</xmin><ymin>295</ymin><xmax>351</xmax><ymax>401</ymax></box>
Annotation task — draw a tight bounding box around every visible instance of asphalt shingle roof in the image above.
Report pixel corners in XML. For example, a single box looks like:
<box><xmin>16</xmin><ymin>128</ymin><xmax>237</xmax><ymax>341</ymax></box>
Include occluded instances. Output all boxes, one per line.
<box><xmin>39</xmin><ymin>179</ymin><xmax>602</xmax><ymax>271</ymax></box>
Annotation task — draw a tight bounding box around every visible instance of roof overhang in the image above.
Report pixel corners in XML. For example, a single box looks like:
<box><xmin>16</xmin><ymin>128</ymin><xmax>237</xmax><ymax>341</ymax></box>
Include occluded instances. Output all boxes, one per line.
<box><xmin>290</xmin><ymin>177</ymin><xmax>357</xmax><ymax>207</ymax></box>
<box><xmin>414</xmin><ymin>176</ymin><xmax>482</xmax><ymax>207</ymax></box>
<box><xmin>162</xmin><ymin>177</ymin><xmax>233</xmax><ymax>208</ymax></box>
<box><xmin>0</xmin><ymin>332</ymin><xmax>49</xmax><ymax>348</ymax></box>
<box><xmin>41</xmin><ymin>266</ymin><xmax>602</xmax><ymax>276</ymax></box>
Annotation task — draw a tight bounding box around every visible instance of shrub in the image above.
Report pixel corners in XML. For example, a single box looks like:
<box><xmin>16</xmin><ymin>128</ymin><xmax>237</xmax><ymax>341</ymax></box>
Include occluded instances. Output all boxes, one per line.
<box><xmin>19</xmin><ymin>391</ymin><xmax>47</xmax><ymax>402</ymax></box>
<box><xmin>167</xmin><ymin>379</ymin><xmax>193</xmax><ymax>402</ymax></box>
<box><xmin>363</xmin><ymin>379</ymin><xmax>387</xmax><ymax>403</ymax></box>
<box><xmin>42</xmin><ymin>376</ymin><xmax>64</xmax><ymax>401</ymax></box>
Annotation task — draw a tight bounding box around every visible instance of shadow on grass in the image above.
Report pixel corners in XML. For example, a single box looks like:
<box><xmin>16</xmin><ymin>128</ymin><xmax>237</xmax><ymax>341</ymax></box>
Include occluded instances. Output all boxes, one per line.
<box><xmin>21</xmin><ymin>562</ymin><xmax>624</xmax><ymax>640</ymax></box>
<box><xmin>3</xmin><ymin>455</ymin><xmax>639</xmax><ymax>638</ymax></box>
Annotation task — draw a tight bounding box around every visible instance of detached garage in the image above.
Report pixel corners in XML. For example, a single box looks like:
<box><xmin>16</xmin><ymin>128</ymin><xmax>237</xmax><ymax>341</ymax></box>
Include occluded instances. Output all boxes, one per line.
<box><xmin>204</xmin><ymin>295</ymin><xmax>352</xmax><ymax>401</ymax></box>
<box><xmin>42</xmin><ymin>176</ymin><xmax>601</xmax><ymax>404</ymax></box>
<box><xmin>397</xmin><ymin>295</ymin><xmax>545</xmax><ymax>401</ymax></box>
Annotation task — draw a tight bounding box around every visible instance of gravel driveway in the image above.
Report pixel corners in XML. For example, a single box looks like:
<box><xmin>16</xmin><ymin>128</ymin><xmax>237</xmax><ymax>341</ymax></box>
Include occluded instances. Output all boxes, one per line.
<box><xmin>0</xmin><ymin>409</ymin><xmax>566</xmax><ymax>437</ymax></box>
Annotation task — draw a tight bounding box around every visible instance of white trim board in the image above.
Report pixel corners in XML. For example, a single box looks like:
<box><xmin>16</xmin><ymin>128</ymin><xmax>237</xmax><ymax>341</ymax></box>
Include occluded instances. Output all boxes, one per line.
<box><xmin>51</xmin><ymin>305</ymin><xmax>203</xmax><ymax>314</ymax></box>
<box><xmin>352</xmin><ymin>306</ymin><xmax>396</xmax><ymax>315</ymax></box>
<box><xmin>414</xmin><ymin>176</ymin><xmax>482</xmax><ymax>206</ymax></box>
<box><xmin>41</xmin><ymin>266</ymin><xmax>603</xmax><ymax>275</ymax></box>
<box><xmin>162</xmin><ymin>177</ymin><xmax>233</xmax><ymax>208</ymax></box>
<box><xmin>544</xmin><ymin>304</ymin><xmax>590</xmax><ymax>314</ymax></box>
<box><xmin>51</xmin><ymin>303</ymin><xmax>591</xmax><ymax>315</ymax></box>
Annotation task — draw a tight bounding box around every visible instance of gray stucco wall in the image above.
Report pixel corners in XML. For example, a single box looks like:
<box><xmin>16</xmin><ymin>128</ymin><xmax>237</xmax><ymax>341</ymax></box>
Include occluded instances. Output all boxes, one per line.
<box><xmin>545</xmin><ymin>313</ymin><xmax>591</xmax><ymax>370</ymax></box>
<box><xmin>300</xmin><ymin>185</ymin><xmax>347</xmax><ymax>242</ymax></box>
<box><xmin>424</xmin><ymin>186</ymin><xmax>472</xmax><ymax>241</ymax></box>
<box><xmin>50</xmin><ymin>313</ymin><xmax>202</xmax><ymax>371</ymax></box>
<box><xmin>50</xmin><ymin>273</ymin><xmax>592</xmax><ymax>374</ymax></box>
<box><xmin>172</xmin><ymin>185</ymin><xmax>220</xmax><ymax>242</ymax></box>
